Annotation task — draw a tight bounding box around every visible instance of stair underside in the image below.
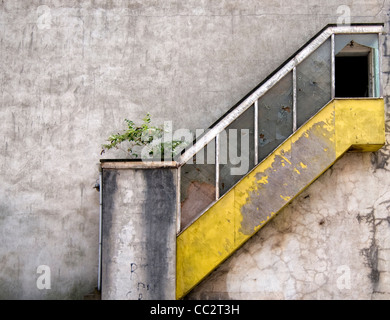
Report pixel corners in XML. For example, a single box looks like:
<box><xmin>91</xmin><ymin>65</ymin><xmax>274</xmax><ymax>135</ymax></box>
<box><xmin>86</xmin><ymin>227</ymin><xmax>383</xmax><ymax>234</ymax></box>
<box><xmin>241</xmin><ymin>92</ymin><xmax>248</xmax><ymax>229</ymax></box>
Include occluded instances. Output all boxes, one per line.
<box><xmin>176</xmin><ymin>98</ymin><xmax>385</xmax><ymax>299</ymax></box>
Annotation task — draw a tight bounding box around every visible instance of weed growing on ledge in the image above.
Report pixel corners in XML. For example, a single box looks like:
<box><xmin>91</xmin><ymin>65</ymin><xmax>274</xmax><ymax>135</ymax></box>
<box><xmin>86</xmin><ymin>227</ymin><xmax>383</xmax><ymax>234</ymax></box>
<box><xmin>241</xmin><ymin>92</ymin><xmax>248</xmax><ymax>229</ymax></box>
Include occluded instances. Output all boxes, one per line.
<box><xmin>101</xmin><ymin>113</ymin><xmax>185</xmax><ymax>160</ymax></box>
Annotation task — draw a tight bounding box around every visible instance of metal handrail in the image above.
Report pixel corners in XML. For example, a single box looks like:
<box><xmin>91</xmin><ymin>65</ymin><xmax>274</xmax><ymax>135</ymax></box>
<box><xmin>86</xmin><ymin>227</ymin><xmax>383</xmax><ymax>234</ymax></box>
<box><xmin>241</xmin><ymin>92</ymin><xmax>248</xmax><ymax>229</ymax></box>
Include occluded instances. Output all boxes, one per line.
<box><xmin>178</xmin><ymin>24</ymin><xmax>384</xmax><ymax>166</ymax></box>
<box><xmin>176</xmin><ymin>24</ymin><xmax>384</xmax><ymax>233</ymax></box>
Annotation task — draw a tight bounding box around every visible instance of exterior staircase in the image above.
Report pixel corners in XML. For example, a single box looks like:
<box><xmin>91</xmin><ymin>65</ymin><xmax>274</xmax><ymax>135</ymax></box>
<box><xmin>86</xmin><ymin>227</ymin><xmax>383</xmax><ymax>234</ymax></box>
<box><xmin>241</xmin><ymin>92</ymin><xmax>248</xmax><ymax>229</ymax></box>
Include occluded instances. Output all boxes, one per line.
<box><xmin>175</xmin><ymin>24</ymin><xmax>385</xmax><ymax>299</ymax></box>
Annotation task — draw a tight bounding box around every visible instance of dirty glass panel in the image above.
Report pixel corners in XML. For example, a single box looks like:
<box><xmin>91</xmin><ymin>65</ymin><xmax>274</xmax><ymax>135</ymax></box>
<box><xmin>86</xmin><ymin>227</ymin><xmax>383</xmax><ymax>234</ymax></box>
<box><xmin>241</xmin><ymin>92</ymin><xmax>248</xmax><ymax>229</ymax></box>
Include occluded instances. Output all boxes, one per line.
<box><xmin>180</xmin><ymin>140</ymin><xmax>216</xmax><ymax>230</ymax></box>
<box><xmin>297</xmin><ymin>38</ymin><xmax>331</xmax><ymax>127</ymax></box>
<box><xmin>335</xmin><ymin>34</ymin><xmax>378</xmax><ymax>55</ymax></box>
<box><xmin>258</xmin><ymin>71</ymin><xmax>293</xmax><ymax>163</ymax></box>
<box><xmin>219</xmin><ymin>105</ymin><xmax>254</xmax><ymax>197</ymax></box>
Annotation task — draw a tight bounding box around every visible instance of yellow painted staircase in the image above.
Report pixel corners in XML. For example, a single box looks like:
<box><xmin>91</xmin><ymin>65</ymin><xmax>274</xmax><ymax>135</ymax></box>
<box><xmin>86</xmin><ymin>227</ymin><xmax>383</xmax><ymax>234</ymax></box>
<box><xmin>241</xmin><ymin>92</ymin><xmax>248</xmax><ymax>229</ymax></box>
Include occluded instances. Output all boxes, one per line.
<box><xmin>176</xmin><ymin>98</ymin><xmax>385</xmax><ymax>299</ymax></box>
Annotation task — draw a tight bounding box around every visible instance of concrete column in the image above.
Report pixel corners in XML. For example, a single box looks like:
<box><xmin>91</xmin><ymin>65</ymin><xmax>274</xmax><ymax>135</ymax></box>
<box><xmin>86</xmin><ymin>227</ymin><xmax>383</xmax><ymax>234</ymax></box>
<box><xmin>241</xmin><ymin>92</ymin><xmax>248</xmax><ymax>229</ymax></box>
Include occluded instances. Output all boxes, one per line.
<box><xmin>100</xmin><ymin>161</ymin><xmax>178</xmax><ymax>300</ymax></box>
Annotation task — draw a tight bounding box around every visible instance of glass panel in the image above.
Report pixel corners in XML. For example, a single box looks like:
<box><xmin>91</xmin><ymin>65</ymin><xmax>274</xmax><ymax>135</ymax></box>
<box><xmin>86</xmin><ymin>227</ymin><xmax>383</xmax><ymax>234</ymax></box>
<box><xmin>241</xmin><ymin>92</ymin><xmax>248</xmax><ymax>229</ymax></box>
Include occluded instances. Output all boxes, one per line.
<box><xmin>335</xmin><ymin>34</ymin><xmax>378</xmax><ymax>55</ymax></box>
<box><xmin>180</xmin><ymin>141</ymin><xmax>216</xmax><ymax>230</ymax></box>
<box><xmin>297</xmin><ymin>38</ymin><xmax>331</xmax><ymax>128</ymax></box>
<box><xmin>219</xmin><ymin>105</ymin><xmax>254</xmax><ymax>197</ymax></box>
<box><xmin>258</xmin><ymin>71</ymin><xmax>293</xmax><ymax>163</ymax></box>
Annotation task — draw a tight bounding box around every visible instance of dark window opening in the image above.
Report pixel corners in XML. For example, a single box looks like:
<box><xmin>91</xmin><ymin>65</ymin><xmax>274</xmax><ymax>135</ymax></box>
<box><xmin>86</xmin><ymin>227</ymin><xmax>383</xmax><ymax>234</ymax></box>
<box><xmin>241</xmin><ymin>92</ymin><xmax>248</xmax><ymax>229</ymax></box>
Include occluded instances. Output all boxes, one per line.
<box><xmin>335</xmin><ymin>55</ymin><xmax>369</xmax><ymax>98</ymax></box>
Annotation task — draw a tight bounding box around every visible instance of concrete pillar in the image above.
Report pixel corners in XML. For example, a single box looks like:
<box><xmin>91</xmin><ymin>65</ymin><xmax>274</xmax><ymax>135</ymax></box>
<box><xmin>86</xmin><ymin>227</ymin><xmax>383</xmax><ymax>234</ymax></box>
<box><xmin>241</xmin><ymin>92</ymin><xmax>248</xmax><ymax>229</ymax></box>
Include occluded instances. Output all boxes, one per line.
<box><xmin>100</xmin><ymin>161</ymin><xmax>178</xmax><ymax>300</ymax></box>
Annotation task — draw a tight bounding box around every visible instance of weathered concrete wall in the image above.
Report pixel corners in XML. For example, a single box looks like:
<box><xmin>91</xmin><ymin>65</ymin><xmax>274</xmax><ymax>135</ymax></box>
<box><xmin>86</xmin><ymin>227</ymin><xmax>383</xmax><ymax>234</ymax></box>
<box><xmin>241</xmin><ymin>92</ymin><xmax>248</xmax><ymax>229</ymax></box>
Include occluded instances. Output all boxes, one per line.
<box><xmin>101</xmin><ymin>165</ymin><xmax>177</xmax><ymax>300</ymax></box>
<box><xmin>0</xmin><ymin>0</ymin><xmax>389</xmax><ymax>299</ymax></box>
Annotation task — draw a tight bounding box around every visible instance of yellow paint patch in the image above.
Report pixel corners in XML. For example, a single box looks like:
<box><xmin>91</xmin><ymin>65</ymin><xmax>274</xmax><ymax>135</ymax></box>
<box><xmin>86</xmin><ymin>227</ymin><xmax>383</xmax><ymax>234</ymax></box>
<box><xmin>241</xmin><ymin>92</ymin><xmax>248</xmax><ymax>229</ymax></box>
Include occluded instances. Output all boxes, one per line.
<box><xmin>294</xmin><ymin>168</ymin><xmax>301</xmax><ymax>174</ymax></box>
<box><xmin>280</xmin><ymin>195</ymin><xmax>291</xmax><ymax>201</ymax></box>
<box><xmin>335</xmin><ymin>99</ymin><xmax>385</xmax><ymax>157</ymax></box>
<box><xmin>257</xmin><ymin>176</ymin><xmax>269</xmax><ymax>185</ymax></box>
<box><xmin>176</xmin><ymin>98</ymin><xmax>385</xmax><ymax>300</ymax></box>
<box><xmin>280</xmin><ymin>155</ymin><xmax>291</xmax><ymax>165</ymax></box>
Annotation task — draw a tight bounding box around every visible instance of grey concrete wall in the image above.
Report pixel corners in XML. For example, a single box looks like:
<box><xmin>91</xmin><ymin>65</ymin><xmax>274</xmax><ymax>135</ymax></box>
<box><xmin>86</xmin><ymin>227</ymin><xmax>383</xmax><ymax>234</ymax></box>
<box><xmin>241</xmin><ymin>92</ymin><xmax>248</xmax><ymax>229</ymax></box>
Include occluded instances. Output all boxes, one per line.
<box><xmin>101</xmin><ymin>166</ymin><xmax>177</xmax><ymax>300</ymax></box>
<box><xmin>0</xmin><ymin>0</ymin><xmax>389</xmax><ymax>299</ymax></box>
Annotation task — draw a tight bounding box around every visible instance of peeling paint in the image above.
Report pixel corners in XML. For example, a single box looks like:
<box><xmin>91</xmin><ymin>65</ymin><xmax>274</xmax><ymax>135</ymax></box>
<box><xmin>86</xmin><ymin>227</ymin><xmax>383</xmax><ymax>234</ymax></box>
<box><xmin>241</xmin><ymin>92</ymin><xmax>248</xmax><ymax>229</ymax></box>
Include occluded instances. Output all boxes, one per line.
<box><xmin>176</xmin><ymin>99</ymin><xmax>385</xmax><ymax>299</ymax></box>
<box><xmin>280</xmin><ymin>195</ymin><xmax>291</xmax><ymax>201</ymax></box>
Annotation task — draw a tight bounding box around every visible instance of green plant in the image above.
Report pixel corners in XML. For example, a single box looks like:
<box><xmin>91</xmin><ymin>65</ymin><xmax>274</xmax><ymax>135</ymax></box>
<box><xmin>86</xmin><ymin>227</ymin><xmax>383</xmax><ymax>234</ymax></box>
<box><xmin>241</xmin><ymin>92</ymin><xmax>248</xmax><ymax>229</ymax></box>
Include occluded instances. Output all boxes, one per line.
<box><xmin>101</xmin><ymin>113</ymin><xmax>185</xmax><ymax>159</ymax></box>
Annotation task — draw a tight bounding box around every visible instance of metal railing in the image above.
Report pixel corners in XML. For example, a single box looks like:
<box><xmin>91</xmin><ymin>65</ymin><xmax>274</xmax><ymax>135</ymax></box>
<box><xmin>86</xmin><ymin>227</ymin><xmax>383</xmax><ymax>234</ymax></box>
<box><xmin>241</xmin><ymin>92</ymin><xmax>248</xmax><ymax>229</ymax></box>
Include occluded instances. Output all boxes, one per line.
<box><xmin>176</xmin><ymin>24</ymin><xmax>384</xmax><ymax>233</ymax></box>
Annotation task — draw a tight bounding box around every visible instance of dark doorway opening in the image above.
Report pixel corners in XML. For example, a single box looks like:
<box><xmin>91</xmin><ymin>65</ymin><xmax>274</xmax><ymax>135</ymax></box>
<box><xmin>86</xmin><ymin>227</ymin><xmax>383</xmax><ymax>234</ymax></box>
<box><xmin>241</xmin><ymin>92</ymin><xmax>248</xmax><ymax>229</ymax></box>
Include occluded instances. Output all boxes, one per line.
<box><xmin>335</xmin><ymin>56</ymin><xmax>369</xmax><ymax>98</ymax></box>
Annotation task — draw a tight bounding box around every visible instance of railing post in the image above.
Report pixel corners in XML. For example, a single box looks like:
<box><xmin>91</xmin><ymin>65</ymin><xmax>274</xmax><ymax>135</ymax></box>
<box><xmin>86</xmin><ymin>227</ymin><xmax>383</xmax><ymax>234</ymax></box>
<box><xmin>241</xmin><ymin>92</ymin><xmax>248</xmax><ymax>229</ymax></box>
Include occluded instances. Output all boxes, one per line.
<box><xmin>254</xmin><ymin>100</ymin><xmax>259</xmax><ymax>165</ymax></box>
<box><xmin>293</xmin><ymin>67</ymin><xmax>297</xmax><ymax>132</ymax></box>
<box><xmin>331</xmin><ymin>33</ymin><xmax>335</xmax><ymax>99</ymax></box>
<box><xmin>177</xmin><ymin>166</ymin><xmax>181</xmax><ymax>233</ymax></box>
<box><xmin>215</xmin><ymin>134</ymin><xmax>220</xmax><ymax>200</ymax></box>
<box><xmin>378</xmin><ymin>32</ymin><xmax>383</xmax><ymax>97</ymax></box>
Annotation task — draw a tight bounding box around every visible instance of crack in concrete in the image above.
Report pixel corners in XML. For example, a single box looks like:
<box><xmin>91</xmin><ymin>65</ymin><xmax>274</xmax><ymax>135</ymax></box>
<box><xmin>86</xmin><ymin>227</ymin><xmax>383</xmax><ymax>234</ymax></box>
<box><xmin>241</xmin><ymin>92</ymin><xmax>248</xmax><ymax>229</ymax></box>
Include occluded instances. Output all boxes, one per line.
<box><xmin>358</xmin><ymin>209</ymin><xmax>380</xmax><ymax>293</ymax></box>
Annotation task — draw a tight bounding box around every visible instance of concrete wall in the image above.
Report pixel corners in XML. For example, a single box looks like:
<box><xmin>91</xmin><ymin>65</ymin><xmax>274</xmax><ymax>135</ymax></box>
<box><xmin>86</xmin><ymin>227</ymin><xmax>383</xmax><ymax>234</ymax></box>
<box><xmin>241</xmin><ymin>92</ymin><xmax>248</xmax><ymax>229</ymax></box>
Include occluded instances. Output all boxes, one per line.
<box><xmin>101</xmin><ymin>164</ymin><xmax>177</xmax><ymax>300</ymax></box>
<box><xmin>0</xmin><ymin>0</ymin><xmax>389</xmax><ymax>299</ymax></box>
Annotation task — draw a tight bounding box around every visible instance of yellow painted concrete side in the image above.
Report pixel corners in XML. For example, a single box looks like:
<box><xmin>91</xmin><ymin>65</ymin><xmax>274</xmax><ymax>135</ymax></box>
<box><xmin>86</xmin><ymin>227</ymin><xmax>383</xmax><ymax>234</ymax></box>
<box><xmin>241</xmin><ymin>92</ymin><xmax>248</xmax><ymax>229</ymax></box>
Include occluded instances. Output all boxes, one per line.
<box><xmin>335</xmin><ymin>99</ymin><xmax>385</xmax><ymax>157</ymax></box>
<box><xmin>176</xmin><ymin>99</ymin><xmax>385</xmax><ymax>299</ymax></box>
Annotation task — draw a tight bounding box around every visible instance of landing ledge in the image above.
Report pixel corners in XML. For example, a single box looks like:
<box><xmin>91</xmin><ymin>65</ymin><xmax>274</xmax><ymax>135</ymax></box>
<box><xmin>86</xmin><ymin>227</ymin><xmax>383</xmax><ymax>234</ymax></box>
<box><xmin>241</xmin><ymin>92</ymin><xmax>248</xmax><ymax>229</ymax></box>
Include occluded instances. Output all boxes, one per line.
<box><xmin>100</xmin><ymin>159</ymin><xmax>179</xmax><ymax>169</ymax></box>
